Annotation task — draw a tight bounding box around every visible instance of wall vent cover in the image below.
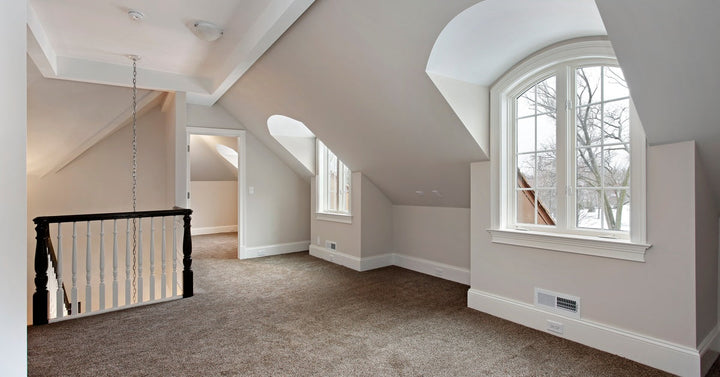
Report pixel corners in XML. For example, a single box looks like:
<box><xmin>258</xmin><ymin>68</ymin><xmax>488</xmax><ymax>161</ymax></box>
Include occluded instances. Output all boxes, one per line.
<box><xmin>325</xmin><ymin>241</ymin><xmax>337</xmax><ymax>250</ymax></box>
<box><xmin>534</xmin><ymin>288</ymin><xmax>580</xmax><ymax>319</ymax></box>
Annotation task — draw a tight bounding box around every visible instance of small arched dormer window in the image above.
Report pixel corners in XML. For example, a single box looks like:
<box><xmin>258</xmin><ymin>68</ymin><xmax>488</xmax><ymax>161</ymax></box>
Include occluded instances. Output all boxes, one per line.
<box><xmin>488</xmin><ymin>39</ymin><xmax>650</xmax><ymax>261</ymax></box>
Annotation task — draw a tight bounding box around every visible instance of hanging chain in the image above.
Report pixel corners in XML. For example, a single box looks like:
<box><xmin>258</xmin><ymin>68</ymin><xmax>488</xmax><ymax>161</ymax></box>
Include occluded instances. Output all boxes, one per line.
<box><xmin>131</xmin><ymin>58</ymin><xmax>138</xmax><ymax>304</ymax></box>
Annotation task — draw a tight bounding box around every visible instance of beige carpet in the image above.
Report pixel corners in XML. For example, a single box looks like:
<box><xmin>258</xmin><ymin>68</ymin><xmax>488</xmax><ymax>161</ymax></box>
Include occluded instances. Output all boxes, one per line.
<box><xmin>29</xmin><ymin>233</ymin><xmax>697</xmax><ymax>376</ymax></box>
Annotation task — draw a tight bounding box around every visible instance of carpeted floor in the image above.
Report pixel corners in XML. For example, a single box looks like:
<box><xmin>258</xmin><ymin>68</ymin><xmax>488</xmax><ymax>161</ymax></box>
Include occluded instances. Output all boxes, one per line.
<box><xmin>28</xmin><ymin>233</ymin><xmax>707</xmax><ymax>376</ymax></box>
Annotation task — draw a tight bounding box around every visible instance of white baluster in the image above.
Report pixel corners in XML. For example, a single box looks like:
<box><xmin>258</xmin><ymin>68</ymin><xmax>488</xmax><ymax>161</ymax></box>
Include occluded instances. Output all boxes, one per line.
<box><xmin>161</xmin><ymin>217</ymin><xmax>167</xmax><ymax>299</ymax></box>
<box><xmin>112</xmin><ymin>219</ymin><xmax>119</xmax><ymax>308</ymax></box>
<box><xmin>138</xmin><ymin>219</ymin><xmax>143</xmax><ymax>303</ymax></box>
<box><xmin>99</xmin><ymin>220</ymin><xmax>105</xmax><ymax>310</ymax></box>
<box><xmin>172</xmin><ymin>216</ymin><xmax>178</xmax><ymax>297</ymax></box>
<box><xmin>125</xmin><ymin>218</ymin><xmax>131</xmax><ymax>306</ymax></box>
<box><xmin>56</xmin><ymin>223</ymin><xmax>64</xmax><ymax>318</ymax></box>
<box><xmin>85</xmin><ymin>221</ymin><xmax>92</xmax><ymax>313</ymax></box>
<box><xmin>71</xmin><ymin>222</ymin><xmax>78</xmax><ymax>314</ymax></box>
<box><xmin>150</xmin><ymin>217</ymin><xmax>156</xmax><ymax>301</ymax></box>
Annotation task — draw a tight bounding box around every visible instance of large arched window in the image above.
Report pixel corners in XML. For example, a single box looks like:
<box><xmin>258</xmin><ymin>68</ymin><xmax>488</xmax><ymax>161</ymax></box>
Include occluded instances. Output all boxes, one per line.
<box><xmin>489</xmin><ymin>40</ymin><xmax>650</xmax><ymax>261</ymax></box>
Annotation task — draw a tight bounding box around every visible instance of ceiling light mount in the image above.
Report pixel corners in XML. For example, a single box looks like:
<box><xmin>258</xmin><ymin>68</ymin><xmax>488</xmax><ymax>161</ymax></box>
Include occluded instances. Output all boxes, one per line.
<box><xmin>126</xmin><ymin>55</ymin><xmax>142</xmax><ymax>62</ymax></box>
<box><xmin>192</xmin><ymin>21</ymin><xmax>224</xmax><ymax>42</ymax></box>
<box><xmin>128</xmin><ymin>10</ymin><xmax>145</xmax><ymax>22</ymax></box>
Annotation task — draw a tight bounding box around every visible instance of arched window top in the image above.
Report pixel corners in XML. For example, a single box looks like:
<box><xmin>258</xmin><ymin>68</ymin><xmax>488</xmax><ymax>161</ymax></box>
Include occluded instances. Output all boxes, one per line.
<box><xmin>489</xmin><ymin>39</ymin><xmax>650</xmax><ymax>262</ymax></box>
<box><xmin>267</xmin><ymin>115</ymin><xmax>316</xmax><ymax>175</ymax></box>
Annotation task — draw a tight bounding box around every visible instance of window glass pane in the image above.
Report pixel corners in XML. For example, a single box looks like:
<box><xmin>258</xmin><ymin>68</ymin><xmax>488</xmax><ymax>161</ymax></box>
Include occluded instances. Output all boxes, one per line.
<box><xmin>576</xmin><ymin>66</ymin><xmax>602</xmax><ymax>106</ymax></box>
<box><xmin>603</xmin><ymin>66</ymin><xmax>629</xmax><ymax>102</ymax></box>
<box><xmin>517</xmin><ymin>154</ymin><xmax>535</xmax><ymax>188</ymax></box>
<box><xmin>517</xmin><ymin>87</ymin><xmax>535</xmax><ymax>118</ymax></box>
<box><xmin>517</xmin><ymin>117</ymin><xmax>535</xmax><ymax>153</ymax></box>
<box><xmin>342</xmin><ymin>164</ymin><xmax>352</xmax><ymax>213</ymax></box>
<box><xmin>516</xmin><ymin>190</ymin><xmax>535</xmax><ymax>225</ymax></box>
<box><xmin>536</xmin><ymin>114</ymin><xmax>556</xmax><ymax>151</ymax></box>
<box><xmin>536</xmin><ymin>151</ymin><xmax>556</xmax><ymax>189</ymax></box>
<box><xmin>577</xmin><ymin>189</ymin><xmax>603</xmax><ymax>229</ymax></box>
<box><xmin>536</xmin><ymin>76</ymin><xmax>556</xmax><ymax>114</ymax></box>
<box><xmin>603</xmin><ymin>146</ymin><xmax>630</xmax><ymax>187</ymax></box>
<box><xmin>604</xmin><ymin>189</ymin><xmax>630</xmax><ymax>231</ymax></box>
<box><xmin>603</xmin><ymin>99</ymin><xmax>630</xmax><ymax>145</ymax></box>
<box><xmin>536</xmin><ymin>189</ymin><xmax>557</xmax><ymax>225</ymax></box>
<box><xmin>576</xmin><ymin>147</ymin><xmax>601</xmax><ymax>187</ymax></box>
<box><xmin>576</xmin><ymin>104</ymin><xmax>602</xmax><ymax>147</ymax></box>
<box><xmin>327</xmin><ymin>151</ymin><xmax>338</xmax><ymax>211</ymax></box>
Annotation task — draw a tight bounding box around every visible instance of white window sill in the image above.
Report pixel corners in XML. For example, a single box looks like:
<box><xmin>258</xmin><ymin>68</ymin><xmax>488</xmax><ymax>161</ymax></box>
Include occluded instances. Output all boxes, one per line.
<box><xmin>315</xmin><ymin>212</ymin><xmax>353</xmax><ymax>224</ymax></box>
<box><xmin>487</xmin><ymin>228</ymin><xmax>651</xmax><ymax>262</ymax></box>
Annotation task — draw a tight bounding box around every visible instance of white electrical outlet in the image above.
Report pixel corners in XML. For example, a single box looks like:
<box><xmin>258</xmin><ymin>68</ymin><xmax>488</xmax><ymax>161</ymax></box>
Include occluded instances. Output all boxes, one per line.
<box><xmin>547</xmin><ymin>320</ymin><xmax>564</xmax><ymax>335</ymax></box>
<box><xmin>249</xmin><ymin>186</ymin><xmax>255</xmax><ymax>194</ymax></box>
<box><xmin>316</xmin><ymin>236</ymin><xmax>320</xmax><ymax>245</ymax></box>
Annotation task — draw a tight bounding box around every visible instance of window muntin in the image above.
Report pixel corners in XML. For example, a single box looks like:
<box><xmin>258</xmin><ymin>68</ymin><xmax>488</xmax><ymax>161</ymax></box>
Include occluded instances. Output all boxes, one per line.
<box><xmin>515</xmin><ymin>76</ymin><xmax>557</xmax><ymax>226</ymax></box>
<box><xmin>318</xmin><ymin>141</ymin><xmax>351</xmax><ymax>215</ymax></box>
<box><xmin>574</xmin><ymin>65</ymin><xmax>630</xmax><ymax>232</ymax></box>
<box><xmin>509</xmin><ymin>62</ymin><xmax>633</xmax><ymax>238</ymax></box>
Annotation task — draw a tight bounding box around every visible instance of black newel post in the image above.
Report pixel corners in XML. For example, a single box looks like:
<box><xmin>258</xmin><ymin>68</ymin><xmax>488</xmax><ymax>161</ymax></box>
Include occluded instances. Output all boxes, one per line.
<box><xmin>33</xmin><ymin>220</ymin><xmax>49</xmax><ymax>325</ymax></box>
<box><xmin>182</xmin><ymin>212</ymin><xmax>193</xmax><ymax>298</ymax></box>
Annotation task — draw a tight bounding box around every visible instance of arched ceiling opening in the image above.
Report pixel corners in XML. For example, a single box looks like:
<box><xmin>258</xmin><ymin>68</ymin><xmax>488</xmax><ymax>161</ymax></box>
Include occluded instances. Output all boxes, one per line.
<box><xmin>426</xmin><ymin>0</ymin><xmax>606</xmax><ymax>158</ymax></box>
<box><xmin>427</xmin><ymin>0</ymin><xmax>606</xmax><ymax>85</ymax></box>
<box><xmin>268</xmin><ymin>115</ymin><xmax>316</xmax><ymax>175</ymax></box>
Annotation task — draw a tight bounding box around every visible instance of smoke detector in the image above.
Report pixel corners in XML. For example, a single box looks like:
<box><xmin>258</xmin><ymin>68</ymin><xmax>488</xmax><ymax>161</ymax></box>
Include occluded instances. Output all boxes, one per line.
<box><xmin>128</xmin><ymin>10</ymin><xmax>145</xmax><ymax>21</ymax></box>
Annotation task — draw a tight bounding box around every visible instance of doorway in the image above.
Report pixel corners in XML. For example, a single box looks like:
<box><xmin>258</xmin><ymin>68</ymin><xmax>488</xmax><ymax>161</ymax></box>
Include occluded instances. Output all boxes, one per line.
<box><xmin>186</xmin><ymin>127</ymin><xmax>246</xmax><ymax>259</ymax></box>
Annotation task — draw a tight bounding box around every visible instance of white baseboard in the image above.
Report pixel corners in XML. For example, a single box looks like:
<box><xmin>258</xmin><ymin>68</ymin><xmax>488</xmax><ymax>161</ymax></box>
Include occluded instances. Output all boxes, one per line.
<box><xmin>308</xmin><ymin>245</ymin><xmax>469</xmax><ymax>285</ymax></box>
<box><xmin>467</xmin><ymin>288</ymin><xmax>701</xmax><ymax>377</ymax></box>
<box><xmin>393</xmin><ymin>254</ymin><xmax>470</xmax><ymax>285</ymax></box>
<box><xmin>243</xmin><ymin>241</ymin><xmax>310</xmax><ymax>259</ymax></box>
<box><xmin>309</xmin><ymin>245</ymin><xmax>363</xmax><ymax>270</ymax></box>
<box><xmin>191</xmin><ymin>225</ymin><xmax>237</xmax><ymax>236</ymax></box>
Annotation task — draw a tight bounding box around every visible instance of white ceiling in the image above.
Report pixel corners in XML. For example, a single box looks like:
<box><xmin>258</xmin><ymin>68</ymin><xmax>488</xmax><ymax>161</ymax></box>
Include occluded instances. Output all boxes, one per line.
<box><xmin>28</xmin><ymin>0</ymin><xmax>314</xmax><ymax>105</ymax></box>
<box><xmin>427</xmin><ymin>0</ymin><xmax>606</xmax><ymax>85</ymax></box>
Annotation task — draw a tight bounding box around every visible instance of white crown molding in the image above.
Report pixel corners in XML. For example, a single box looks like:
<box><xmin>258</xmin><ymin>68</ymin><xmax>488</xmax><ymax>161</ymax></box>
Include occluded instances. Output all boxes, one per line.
<box><xmin>27</xmin><ymin>0</ymin><xmax>316</xmax><ymax>106</ymax></box>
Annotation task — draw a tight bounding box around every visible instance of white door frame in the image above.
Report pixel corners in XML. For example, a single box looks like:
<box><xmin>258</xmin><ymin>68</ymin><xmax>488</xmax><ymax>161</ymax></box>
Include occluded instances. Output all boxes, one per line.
<box><xmin>186</xmin><ymin>127</ymin><xmax>247</xmax><ymax>259</ymax></box>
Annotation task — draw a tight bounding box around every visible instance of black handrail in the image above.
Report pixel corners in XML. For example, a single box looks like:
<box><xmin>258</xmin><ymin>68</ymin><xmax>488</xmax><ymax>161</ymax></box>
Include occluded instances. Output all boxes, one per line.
<box><xmin>34</xmin><ymin>208</ymin><xmax>192</xmax><ymax>224</ymax></box>
<box><xmin>32</xmin><ymin>208</ymin><xmax>193</xmax><ymax>325</ymax></box>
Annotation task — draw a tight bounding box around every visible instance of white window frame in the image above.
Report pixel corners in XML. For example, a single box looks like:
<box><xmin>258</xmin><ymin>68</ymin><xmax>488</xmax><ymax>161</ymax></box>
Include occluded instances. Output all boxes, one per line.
<box><xmin>316</xmin><ymin>140</ymin><xmax>352</xmax><ymax>223</ymax></box>
<box><xmin>488</xmin><ymin>39</ymin><xmax>650</xmax><ymax>262</ymax></box>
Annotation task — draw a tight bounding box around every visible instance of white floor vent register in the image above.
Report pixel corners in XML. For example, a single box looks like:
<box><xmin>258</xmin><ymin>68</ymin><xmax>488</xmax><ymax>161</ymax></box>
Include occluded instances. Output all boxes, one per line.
<box><xmin>534</xmin><ymin>288</ymin><xmax>581</xmax><ymax>319</ymax></box>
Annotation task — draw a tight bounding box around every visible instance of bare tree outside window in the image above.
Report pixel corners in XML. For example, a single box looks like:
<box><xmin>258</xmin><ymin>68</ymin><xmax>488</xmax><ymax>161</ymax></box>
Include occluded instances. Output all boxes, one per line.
<box><xmin>520</xmin><ymin>65</ymin><xmax>631</xmax><ymax>231</ymax></box>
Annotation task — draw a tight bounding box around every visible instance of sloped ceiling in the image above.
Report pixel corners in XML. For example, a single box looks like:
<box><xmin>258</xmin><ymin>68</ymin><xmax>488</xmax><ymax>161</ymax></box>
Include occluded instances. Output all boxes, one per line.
<box><xmin>189</xmin><ymin>135</ymin><xmax>238</xmax><ymax>181</ymax></box>
<box><xmin>595</xmin><ymin>0</ymin><xmax>720</xmax><ymax>201</ymax></box>
<box><xmin>27</xmin><ymin>60</ymin><xmax>154</xmax><ymax>175</ymax></box>
<box><xmin>219</xmin><ymin>0</ymin><xmax>487</xmax><ymax>207</ymax></box>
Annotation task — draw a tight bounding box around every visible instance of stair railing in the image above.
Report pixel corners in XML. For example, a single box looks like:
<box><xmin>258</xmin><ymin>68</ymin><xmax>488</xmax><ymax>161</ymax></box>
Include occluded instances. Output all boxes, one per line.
<box><xmin>33</xmin><ymin>208</ymin><xmax>193</xmax><ymax>325</ymax></box>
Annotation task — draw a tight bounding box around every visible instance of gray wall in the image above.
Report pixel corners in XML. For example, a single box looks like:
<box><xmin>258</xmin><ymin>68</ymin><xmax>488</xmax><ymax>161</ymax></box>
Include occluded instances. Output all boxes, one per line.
<box><xmin>471</xmin><ymin>141</ymin><xmax>699</xmax><ymax>347</ymax></box>
<box><xmin>361</xmin><ymin>176</ymin><xmax>394</xmax><ymax>257</ymax></box>
<box><xmin>695</xmin><ymin>145</ymin><xmax>719</xmax><ymax>346</ymax></box>
<box><xmin>246</xmin><ymin>132</ymin><xmax>310</xmax><ymax>247</ymax></box>
<box><xmin>393</xmin><ymin>206</ymin><xmax>470</xmax><ymax>269</ymax></box>
<box><xmin>1</xmin><ymin>0</ymin><xmax>27</xmax><ymax>372</ymax></box>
